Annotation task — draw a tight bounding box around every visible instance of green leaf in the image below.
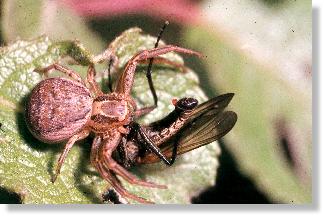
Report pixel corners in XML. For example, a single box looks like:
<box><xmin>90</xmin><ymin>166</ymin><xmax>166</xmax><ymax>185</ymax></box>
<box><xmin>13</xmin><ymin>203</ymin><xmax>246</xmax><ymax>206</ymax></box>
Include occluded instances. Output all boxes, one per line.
<box><xmin>0</xmin><ymin>29</ymin><xmax>219</xmax><ymax>203</ymax></box>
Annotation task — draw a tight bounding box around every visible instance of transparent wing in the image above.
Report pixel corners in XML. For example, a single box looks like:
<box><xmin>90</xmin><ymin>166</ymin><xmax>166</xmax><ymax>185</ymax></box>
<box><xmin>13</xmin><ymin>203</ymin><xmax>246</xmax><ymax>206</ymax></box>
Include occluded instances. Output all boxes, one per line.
<box><xmin>140</xmin><ymin>110</ymin><xmax>237</xmax><ymax>164</ymax></box>
<box><xmin>187</xmin><ymin>93</ymin><xmax>234</xmax><ymax>121</ymax></box>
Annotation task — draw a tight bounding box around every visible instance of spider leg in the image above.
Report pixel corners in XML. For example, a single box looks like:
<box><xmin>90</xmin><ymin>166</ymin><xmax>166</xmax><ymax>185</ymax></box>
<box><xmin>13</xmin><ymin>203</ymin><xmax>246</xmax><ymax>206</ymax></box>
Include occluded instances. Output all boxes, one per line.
<box><xmin>35</xmin><ymin>63</ymin><xmax>85</xmax><ymax>85</ymax></box>
<box><xmin>109</xmin><ymin>172</ymin><xmax>154</xmax><ymax>204</ymax></box>
<box><xmin>100</xmin><ymin>133</ymin><xmax>166</xmax><ymax>189</ymax></box>
<box><xmin>134</xmin><ymin>106</ymin><xmax>156</xmax><ymax>118</ymax></box>
<box><xmin>52</xmin><ymin>129</ymin><xmax>90</xmax><ymax>183</ymax></box>
<box><xmin>90</xmin><ymin>136</ymin><xmax>102</xmax><ymax>167</ymax></box>
<box><xmin>97</xmin><ymin>162</ymin><xmax>153</xmax><ymax>204</ymax></box>
<box><xmin>91</xmin><ymin>136</ymin><xmax>152</xmax><ymax>204</ymax></box>
<box><xmin>115</xmin><ymin>45</ymin><xmax>202</xmax><ymax>97</ymax></box>
<box><xmin>101</xmin><ymin>154</ymin><xmax>165</xmax><ymax>189</ymax></box>
<box><xmin>86</xmin><ymin>64</ymin><xmax>103</xmax><ymax>96</ymax></box>
<box><xmin>140</xmin><ymin>57</ymin><xmax>187</xmax><ymax>73</ymax></box>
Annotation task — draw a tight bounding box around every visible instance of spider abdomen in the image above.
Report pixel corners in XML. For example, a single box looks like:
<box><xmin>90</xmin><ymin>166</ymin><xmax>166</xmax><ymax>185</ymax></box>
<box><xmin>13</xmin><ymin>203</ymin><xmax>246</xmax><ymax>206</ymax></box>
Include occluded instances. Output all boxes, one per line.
<box><xmin>25</xmin><ymin>77</ymin><xmax>93</xmax><ymax>143</ymax></box>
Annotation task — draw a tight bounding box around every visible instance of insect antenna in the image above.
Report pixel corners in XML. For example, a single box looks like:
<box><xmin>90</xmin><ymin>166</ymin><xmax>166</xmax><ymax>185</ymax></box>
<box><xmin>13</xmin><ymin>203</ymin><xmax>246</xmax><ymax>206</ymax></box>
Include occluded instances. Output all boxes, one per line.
<box><xmin>107</xmin><ymin>58</ymin><xmax>114</xmax><ymax>92</ymax></box>
<box><xmin>146</xmin><ymin>20</ymin><xmax>170</xmax><ymax>107</ymax></box>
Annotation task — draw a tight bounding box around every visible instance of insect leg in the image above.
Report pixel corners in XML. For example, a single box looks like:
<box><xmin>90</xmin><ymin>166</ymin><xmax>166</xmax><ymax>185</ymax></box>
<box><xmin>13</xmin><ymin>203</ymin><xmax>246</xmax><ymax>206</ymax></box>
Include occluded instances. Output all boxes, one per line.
<box><xmin>107</xmin><ymin>58</ymin><xmax>114</xmax><ymax>92</ymax></box>
<box><xmin>52</xmin><ymin>129</ymin><xmax>90</xmax><ymax>183</ymax></box>
<box><xmin>35</xmin><ymin>63</ymin><xmax>85</xmax><ymax>85</ymax></box>
<box><xmin>92</xmin><ymin>46</ymin><xmax>119</xmax><ymax>92</ymax></box>
<box><xmin>102</xmin><ymin>54</ymin><xmax>118</xmax><ymax>93</ymax></box>
<box><xmin>145</xmin><ymin>21</ymin><xmax>169</xmax><ymax>108</ymax></box>
<box><xmin>132</xmin><ymin>122</ymin><xmax>177</xmax><ymax>166</ymax></box>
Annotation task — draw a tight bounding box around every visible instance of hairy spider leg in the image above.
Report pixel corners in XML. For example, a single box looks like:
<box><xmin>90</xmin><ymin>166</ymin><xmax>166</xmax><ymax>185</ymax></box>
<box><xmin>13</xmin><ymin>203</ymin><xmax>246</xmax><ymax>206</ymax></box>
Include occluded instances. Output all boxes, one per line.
<box><xmin>106</xmin><ymin>21</ymin><xmax>169</xmax><ymax>101</ymax></box>
<box><xmin>91</xmin><ymin>136</ymin><xmax>153</xmax><ymax>204</ymax></box>
<box><xmin>86</xmin><ymin>64</ymin><xmax>103</xmax><ymax>96</ymax></box>
<box><xmin>90</xmin><ymin>136</ymin><xmax>101</xmax><ymax>166</ymax></box>
<box><xmin>115</xmin><ymin>45</ymin><xmax>202</xmax><ymax>98</ymax></box>
<box><xmin>52</xmin><ymin>129</ymin><xmax>90</xmax><ymax>183</ymax></box>
<box><xmin>99</xmin><ymin>131</ymin><xmax>166</xmax><ymax>188</ymax></box>
<box><xmin>101</xmin><ymin>55</ymin><xmax>188</xmax><ymax>118</ymax></box>
<box><xmin>36</xmin><ymin>63</ymin><xmax>85</xmax><ymax>85</ymax></box>
<box><xmin>141</xmin><ymin>57</ymin><xmax>187</xmax><ymax>72</ymax></box>
<box><xmin>99</xmin><ymin>165</ymin><xmax>153</xmax><ymax>204</ymax></box>
<box><xmin>108</xmin><ymin>172</ymin><xmax>154</xmax><ymax>204</ymax></box>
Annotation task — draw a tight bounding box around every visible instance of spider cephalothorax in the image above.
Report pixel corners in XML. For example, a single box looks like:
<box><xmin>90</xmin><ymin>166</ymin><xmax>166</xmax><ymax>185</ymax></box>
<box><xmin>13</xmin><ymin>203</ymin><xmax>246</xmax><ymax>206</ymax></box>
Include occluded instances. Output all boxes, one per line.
<box><xmin>89</xmin><ymin>93</ymin><xmax>136</xmax><ymax>133</ymax></box>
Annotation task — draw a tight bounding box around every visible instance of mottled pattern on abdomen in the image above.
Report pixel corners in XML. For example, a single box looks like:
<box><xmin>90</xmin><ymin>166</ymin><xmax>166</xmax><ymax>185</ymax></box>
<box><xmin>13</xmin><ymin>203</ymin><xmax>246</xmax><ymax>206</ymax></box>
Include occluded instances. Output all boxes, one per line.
<box><xmin>25</xmin><ymin>78</ymin><xmax>93</xmax><ymax>143</ymax></box>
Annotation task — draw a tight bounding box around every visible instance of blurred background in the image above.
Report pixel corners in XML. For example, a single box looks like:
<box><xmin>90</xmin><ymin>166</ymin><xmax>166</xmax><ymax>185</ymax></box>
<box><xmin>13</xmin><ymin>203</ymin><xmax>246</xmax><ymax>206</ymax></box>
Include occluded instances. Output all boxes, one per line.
<box><xmin>0</xmin><ymin>0</ymin><xmax>311</xmax><ymax>203</ymax></box>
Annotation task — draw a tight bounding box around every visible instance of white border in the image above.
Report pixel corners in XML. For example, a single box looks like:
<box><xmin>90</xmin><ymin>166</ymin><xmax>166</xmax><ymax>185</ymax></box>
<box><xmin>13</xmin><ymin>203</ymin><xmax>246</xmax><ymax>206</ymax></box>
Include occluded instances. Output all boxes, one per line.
<box><xmin>0</xmin><ymin>1</ymin><xmax>321</xmax><ymax>216</ymax></box>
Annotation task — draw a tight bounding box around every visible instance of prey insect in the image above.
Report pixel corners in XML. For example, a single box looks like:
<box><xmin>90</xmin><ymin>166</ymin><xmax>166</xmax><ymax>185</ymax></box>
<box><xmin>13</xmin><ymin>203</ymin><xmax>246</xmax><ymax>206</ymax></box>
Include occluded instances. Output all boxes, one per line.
<box><xmin>116</xmin><ymin>93</ymin><xmax>237</xmax><ymax>169</ymax></box>
<box><xmin>25</xmin><ymin>24</ymin><xmax>202</xmax><ymax>203</ymax></box>
<box><xmin>106</xmin><ymin>94</ymin><xmax>237</xmax><ymax>204</ymax></box>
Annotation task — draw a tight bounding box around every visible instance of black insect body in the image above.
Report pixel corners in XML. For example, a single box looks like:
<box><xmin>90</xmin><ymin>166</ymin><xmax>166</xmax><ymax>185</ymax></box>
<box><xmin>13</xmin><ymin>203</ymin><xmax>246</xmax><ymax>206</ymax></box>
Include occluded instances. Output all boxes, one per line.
<box><xmin>116</xmin><ymin>93</ymin><xmax>237</xmax><ymax>168</ymax></box>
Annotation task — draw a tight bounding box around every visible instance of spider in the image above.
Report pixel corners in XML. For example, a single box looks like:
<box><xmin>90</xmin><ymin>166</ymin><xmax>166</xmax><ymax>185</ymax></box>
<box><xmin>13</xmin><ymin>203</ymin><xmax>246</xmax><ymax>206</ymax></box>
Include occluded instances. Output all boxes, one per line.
<box><xmin>25</xmin><ymin>40</ymin><xmax>201</xmax><ymax>203</ymax></box>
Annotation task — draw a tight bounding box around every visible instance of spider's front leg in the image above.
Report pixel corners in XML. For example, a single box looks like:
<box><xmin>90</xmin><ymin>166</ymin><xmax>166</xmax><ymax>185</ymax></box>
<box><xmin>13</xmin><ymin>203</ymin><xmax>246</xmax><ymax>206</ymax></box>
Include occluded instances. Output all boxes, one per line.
<box><xmin>114</xmin><ymin>45</ymin><xmax>202</xmax><ymax>104</ymax></box>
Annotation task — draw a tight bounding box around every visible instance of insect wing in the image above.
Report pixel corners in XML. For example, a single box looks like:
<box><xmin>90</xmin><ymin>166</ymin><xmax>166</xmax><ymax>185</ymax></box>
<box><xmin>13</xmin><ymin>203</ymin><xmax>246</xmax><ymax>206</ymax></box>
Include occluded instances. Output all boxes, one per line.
<box><xmin>140</xmin><ymin>109</ymin><xmax>237</xmax><ymax>164</ymax></box>
<box><xmin>172</xmin><ymin>111</ymin><xmax>237</xmax><ymax>155</ymax></box>
<box><xmin>187</xmin><ymin>93</ymin><xmax>234</xmax><ymax>121</ymax></box>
